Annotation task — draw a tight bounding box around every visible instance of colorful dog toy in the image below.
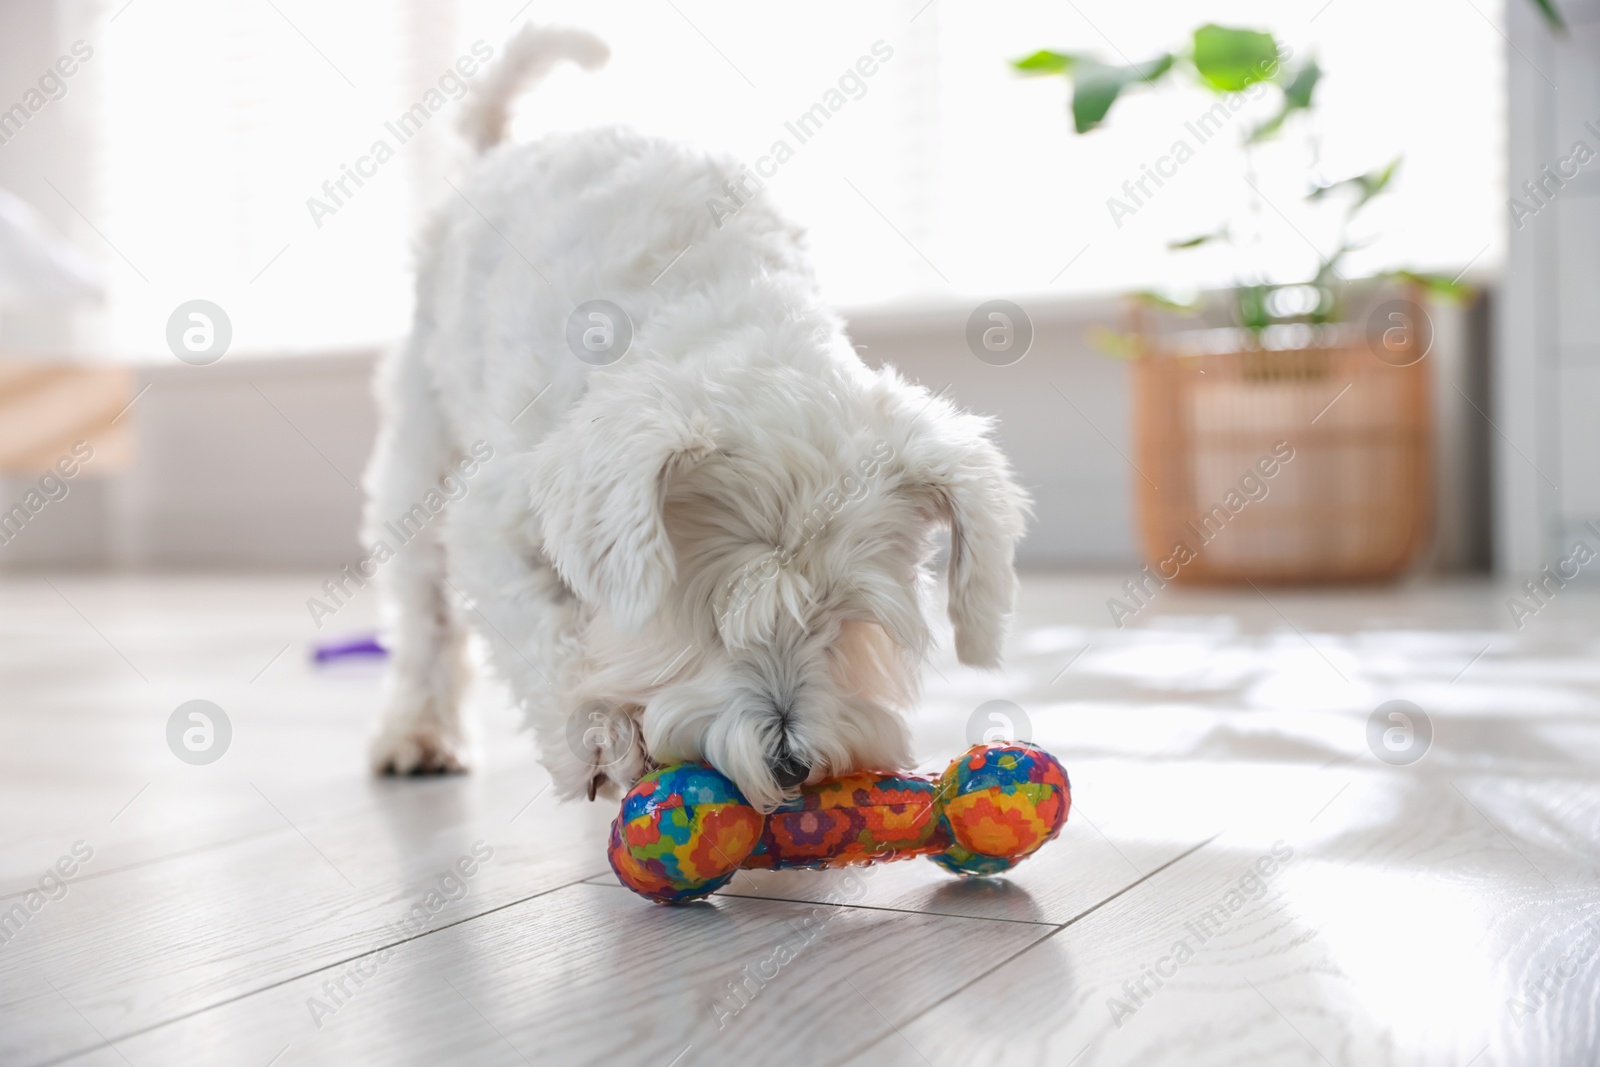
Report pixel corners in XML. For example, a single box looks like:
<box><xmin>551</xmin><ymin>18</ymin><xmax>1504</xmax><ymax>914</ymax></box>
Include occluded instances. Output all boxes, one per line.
<box><xmin>608</xmin><ymin>741</ymin><xmax>1070</xmax><ymax>903</ymax></box>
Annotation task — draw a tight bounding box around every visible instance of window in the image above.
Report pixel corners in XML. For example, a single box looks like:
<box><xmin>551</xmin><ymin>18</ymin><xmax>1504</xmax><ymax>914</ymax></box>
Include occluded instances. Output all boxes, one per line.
<box><xmin>81</xmin><ymin>0</ymin><xmax>1505</xmax><ymax>356</ymax></box>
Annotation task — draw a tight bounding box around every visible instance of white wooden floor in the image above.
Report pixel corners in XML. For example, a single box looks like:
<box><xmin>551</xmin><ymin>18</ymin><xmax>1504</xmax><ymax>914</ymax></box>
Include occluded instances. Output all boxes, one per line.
<box><xmin>1</xmin><ymin>572</ymin><xmax>1596</xmax><ymax>1067</ymax></box>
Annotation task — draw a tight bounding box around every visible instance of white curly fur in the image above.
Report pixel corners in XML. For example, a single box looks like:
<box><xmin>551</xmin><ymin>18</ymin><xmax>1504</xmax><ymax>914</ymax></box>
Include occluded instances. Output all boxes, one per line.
<box><xmin>365</xmin><ymin>25</ymin><xmax>1030</xmax><ymax>811</ymax></box>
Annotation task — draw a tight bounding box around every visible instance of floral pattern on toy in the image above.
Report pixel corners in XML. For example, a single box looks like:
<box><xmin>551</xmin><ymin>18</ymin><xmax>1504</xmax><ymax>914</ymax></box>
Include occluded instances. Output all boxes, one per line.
<box><xmin>745</xmin><ymin>773</ymin><xmax>943</xmax><ymax>870</ymax></box>
<box><xmin>935</xmin><ymin>742</ymin><xmax>1070</xmax><ymax>873</ymax></box>
<box><xmin>607</xmin><ymin>742</ymin><xmax>1072</xmax><ymax>903</ymax></box>
<box><xmin>606</xmin><ymin>763</ymin><xmax>762</xmax><ymax>904</ymax></box>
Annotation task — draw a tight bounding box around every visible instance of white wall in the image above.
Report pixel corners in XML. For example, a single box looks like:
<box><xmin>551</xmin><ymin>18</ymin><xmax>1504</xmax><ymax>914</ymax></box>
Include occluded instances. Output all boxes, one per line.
<box><xmin>0</xmin><ymin>352</ymin><xmax>376</xmax><ymax>570</ymax></box>
<box><xmin>0</xmin><ymin>292</ymin><xmax>1492</xmax><ymax>573</ymax></box>
<box><xmin>846</xmin><ymin>299</ymin><xmax>1139</xmax><ymax>567</ymax></box>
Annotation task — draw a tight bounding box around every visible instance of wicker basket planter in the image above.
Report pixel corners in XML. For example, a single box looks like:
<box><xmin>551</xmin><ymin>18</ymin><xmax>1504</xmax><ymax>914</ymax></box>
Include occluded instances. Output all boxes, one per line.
<box><xmin>1131</xmin><ymin>318</ymin><xmax>1433</xmax><ymax>585</ymax></box>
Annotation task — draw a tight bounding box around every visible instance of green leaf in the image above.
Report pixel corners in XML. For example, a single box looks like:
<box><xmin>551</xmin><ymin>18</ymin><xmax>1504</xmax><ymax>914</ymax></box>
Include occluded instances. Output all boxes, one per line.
<box><xmin>1168</xmin><ymin>231</ymin><xmax>1225</xmax><ymax>250</ymax></box>
<box><xmin>1068</xmin><ymin>54</ymin><xmax>1175</xmax><ymax>133</ymax></box>
<box><xmin>1132</xmin><ymin>289</ymin><xmax>1203</xmax><ymax>314</ymax></box>
<box><xmin>1246</xmin><ymin>61</ymin><xmax>1320</xmax><ymax>143</ymax></box>
<box><xmin>1309</xmin><ymin>158</ymin><xmax>1401</xmax><ymax>210</ymax></box>
<box><xmin>1528</xmin><ymin>0</ymin><xmax>1565</xmax><ymax>31</ymax></box>
<box><xmin>1011</xmin><ymin>49</ymin><xmax>1076</xmax><ymax>75</ymax></box>
<box><xmin>1361</xmin><ymin>158</ymin><xmax>1402</xmax><ymax>205</ymax></box>
<box><xmin>1234</xmin><ymin>283</ymin><xmax>1273</xmax><ymax>333</ymax></box>
<box><xmin>1191</xmin><ymin>25</ymin><xmax>1281</xmax><ymax>92</ymax></box>
<box><xmin>1388</xmin><ymin>269</ymin><xmax>1476</xmax><ymax>303</ymax></box>
<box><xmin>1281</xmin><ymin>59</ymin><xmax>1321</xmax><ymax>109</ymax></box>
<box><xmin>1246</xmin><ymin>110</ymin><xmax>1289</xmax><ymax>143</ymax></box>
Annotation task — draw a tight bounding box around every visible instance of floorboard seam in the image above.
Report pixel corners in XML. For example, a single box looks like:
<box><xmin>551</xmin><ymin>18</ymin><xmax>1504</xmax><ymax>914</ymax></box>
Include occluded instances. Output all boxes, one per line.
<box><xmin>2</xmin><ymin>775</ymin><xmax>536</xmax><ymax>901</ymax></box>
<box><xmin>822</xmin><ymin>832</ymin><xmax>1222</xmax><ymax>1067</ymax></box>
<box><xmin>0</xmin><ymin>827</ymin><xmax>291</xmax><ymax>902</ymax></box>
<box><xmin>30</xmin><ymin>868</ymin><xmax>611</xmax><ymax>1067</ymax></box>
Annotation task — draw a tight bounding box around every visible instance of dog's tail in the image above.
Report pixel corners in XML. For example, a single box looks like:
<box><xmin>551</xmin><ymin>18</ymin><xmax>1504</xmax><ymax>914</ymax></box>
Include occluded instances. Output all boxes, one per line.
<box><xmin>460</xmin><ymin>24</ymin><xmax>609</xmax><ymax>154</ymax></box>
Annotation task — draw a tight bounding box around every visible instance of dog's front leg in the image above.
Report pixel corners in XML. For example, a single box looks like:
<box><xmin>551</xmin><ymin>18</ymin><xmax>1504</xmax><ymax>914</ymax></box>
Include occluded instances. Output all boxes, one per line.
<box><xmin>369</xmin><ymin>539</ymin><xmax>473</xmax><ymax>774</ymax></box>
<box><xmin>438</xmin><ymin>492</ymin><xmax>651</xmax><ymax>799</ymax></box>
<box><xmin>365</xmin><ymin>338</ymin><xmax>473</xmax><ymax>775</ymax></box>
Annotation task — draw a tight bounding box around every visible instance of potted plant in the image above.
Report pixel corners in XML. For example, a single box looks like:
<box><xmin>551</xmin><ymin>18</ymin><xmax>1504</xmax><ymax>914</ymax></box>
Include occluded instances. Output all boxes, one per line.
<box><xmin>1013</xmin><ymin>25</ymin><xmax>1474</xmax><ymax>584</ymax></box>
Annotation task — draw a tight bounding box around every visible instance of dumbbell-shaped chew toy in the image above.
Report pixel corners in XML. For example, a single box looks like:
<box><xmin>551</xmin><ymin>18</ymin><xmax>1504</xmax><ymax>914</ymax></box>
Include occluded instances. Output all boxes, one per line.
<box><xmin>608</xmin><ymin>742</ymin><xmax>1070</xmax><ymax>903</ymax></box>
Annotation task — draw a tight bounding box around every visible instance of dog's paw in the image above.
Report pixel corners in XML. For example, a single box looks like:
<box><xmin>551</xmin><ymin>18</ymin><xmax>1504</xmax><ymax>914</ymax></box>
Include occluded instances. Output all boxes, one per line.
<box><xmin>563</xmin><ymin>700</ymin><xmax>648</xmax><ymax>800</ymax></box>
<box><xmin>371</xmin><ymin>725</ymin><xmax>473</xmax><ymax>776</ymax></box>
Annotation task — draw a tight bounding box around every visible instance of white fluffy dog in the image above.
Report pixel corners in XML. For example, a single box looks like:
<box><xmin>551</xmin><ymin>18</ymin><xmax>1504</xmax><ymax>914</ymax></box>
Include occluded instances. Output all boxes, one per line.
<box><xmin>366</xmin><ymin>26</ymin><xmax>1029</xmax><ymax>812</ymax></box>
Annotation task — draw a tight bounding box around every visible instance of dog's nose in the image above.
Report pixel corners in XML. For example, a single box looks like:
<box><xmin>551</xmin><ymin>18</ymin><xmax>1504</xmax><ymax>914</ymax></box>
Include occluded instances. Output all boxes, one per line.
<box><xmin>771</xmin><ymin>755</ymin><xmax>811</xmax><ymax>789</ymax></box>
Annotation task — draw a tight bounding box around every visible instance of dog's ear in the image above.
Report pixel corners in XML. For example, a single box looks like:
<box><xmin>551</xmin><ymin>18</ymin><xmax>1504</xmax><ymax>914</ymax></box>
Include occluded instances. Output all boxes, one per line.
<box><xmin>527</xmin><ymin>388</ymin><xmax>716</xmax><ymax>630</ymax></box>
<box><xmin>886</xmin><ymin>383</ymin><xmax>1031</xmax><ymax>668</ymax></box>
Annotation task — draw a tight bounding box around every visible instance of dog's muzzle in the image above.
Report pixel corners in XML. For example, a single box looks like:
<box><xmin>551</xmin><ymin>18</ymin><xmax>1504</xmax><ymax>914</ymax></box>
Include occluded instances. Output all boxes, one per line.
<box><xmin>771</xmin><ymin>754</ymin><xmax>811</xmax><ymax>789</ymax></box>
